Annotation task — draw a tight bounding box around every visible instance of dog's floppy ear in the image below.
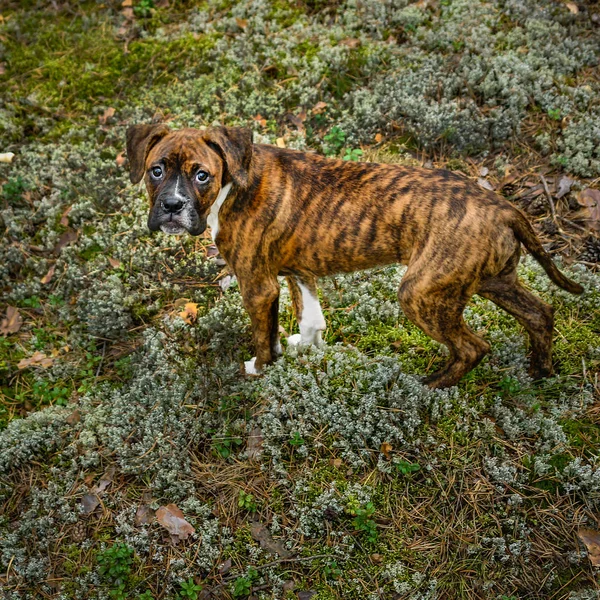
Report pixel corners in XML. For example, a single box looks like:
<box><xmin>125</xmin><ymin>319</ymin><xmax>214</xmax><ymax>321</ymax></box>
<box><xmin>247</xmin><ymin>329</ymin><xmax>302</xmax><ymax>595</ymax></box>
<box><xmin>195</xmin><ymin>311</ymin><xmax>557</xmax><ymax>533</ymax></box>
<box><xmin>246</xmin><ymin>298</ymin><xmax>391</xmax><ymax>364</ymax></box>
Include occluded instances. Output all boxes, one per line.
<box><xmin>126</xmin><ymin>123</ymin><xmax>170</xmax><ymax>184</ymax></box>
<box><xmin>202</xmin><ymin>127</ymin><xmax>253</xmax><ymax>188</ymax></box>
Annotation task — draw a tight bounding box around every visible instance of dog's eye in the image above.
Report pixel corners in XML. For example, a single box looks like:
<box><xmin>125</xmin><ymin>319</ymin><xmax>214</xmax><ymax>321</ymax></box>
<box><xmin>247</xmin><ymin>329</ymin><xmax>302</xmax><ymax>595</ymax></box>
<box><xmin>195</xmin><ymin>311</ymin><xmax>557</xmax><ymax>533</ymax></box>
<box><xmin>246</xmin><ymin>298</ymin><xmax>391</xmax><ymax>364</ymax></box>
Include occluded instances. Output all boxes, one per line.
<box><xmin>150</xmin><ymin>166</ymin><xmax>163</xmax><ymax>179</ymax></box>
<box><xmin>195</xmin><ymin>170</ymin><xmax>209</xmax><ymax>183</ymax></box>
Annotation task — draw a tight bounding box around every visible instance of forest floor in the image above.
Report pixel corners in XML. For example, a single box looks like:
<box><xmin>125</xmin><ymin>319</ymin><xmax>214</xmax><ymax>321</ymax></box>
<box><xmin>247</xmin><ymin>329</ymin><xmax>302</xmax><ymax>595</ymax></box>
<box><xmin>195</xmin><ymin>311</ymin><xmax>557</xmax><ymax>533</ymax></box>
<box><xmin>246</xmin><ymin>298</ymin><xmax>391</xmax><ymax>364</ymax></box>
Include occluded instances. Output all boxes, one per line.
<box><xmin>1</xmin><ymin>1</ymin><xmax>600</xmax><ymax>599</ymax></box>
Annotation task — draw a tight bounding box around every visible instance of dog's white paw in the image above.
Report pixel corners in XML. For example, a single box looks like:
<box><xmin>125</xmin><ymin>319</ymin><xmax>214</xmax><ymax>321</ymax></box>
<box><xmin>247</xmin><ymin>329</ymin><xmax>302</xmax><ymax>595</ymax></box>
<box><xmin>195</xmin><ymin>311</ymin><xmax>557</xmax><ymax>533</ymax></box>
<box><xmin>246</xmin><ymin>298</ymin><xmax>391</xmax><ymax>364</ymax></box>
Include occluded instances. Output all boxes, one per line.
<box><xmin>244</xmin><ymin>357</ymin><xmax>260</xmax><ymax>376</ymax></box>
<box><xmin>287</xmin><ymin>334</ymin><xmax>302</xmax><ymax>347</ymax></box>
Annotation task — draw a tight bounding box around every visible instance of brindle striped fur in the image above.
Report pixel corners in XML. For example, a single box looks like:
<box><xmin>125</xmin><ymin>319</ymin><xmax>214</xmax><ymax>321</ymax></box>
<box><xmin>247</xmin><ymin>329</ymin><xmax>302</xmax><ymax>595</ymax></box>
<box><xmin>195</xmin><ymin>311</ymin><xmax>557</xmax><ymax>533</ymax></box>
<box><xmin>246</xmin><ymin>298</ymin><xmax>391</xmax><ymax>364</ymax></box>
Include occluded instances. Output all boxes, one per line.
<box><xmin>127</xmin><ymin>125</ymin><xmax>584</xmax><ymax>388</ymax></box>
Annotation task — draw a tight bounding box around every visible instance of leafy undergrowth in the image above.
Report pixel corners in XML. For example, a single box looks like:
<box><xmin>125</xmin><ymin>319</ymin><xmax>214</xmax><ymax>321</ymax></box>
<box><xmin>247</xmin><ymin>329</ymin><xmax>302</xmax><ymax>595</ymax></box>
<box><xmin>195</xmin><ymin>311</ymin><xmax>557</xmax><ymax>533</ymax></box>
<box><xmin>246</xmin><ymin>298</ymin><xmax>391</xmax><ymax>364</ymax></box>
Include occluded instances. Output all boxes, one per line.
<box><xmin>1</xmin><ymin>1</ymin><xmax>600</xmax><ymax>599</ymax></box>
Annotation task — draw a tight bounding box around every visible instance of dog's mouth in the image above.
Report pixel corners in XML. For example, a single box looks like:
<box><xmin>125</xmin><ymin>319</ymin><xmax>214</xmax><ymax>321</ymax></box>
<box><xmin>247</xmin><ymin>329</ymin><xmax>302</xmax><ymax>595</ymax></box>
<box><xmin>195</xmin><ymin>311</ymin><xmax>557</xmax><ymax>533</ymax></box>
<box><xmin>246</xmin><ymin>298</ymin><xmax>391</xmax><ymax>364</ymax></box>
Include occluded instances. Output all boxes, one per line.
<box><xmin>148</xmin><ymin>207</ymin><xmax>206</xmax><ymax>236</ymax></box>
<box><xmin>160</xmin><ymin>219</ymin><xmax>187</xmax><ymax>235</ymax></box>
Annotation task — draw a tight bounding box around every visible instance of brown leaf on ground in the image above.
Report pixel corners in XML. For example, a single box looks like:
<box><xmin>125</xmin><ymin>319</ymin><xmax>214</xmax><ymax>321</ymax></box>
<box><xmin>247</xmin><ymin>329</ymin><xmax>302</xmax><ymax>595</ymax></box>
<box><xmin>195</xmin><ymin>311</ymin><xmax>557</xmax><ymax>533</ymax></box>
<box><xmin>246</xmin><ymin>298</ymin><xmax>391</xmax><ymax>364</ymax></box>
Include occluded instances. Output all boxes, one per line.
<box><xmin>577</xmin><ymin>529</ymin><xmax>600</xmax><ymax>566</ymax></box>
<box><xmin>108</xmin><ymin>257</ymin><xmax>121</xmax><ymax>269</ymax></box>
<box><xmin>250</xmin><ymin>522</ymin><xmax>293</xmax><ymax>558</ymax></box>
<box><xmin>577</xmin><ymin>189</ymin><xmax>600</xmax><ymax>230</ymax></box>
<box><xmin>0</xmin><ymin>306</ymin><xmax>23</xmax><ymax>335</ymax></box>
<box><xmin>246</xmin><ymin>427</ymin><xmax>264</xmax><ymax>460</ymax></box>
<box><xmin>40</xmin><ymin>264</ymin><xmax>56</xmax><ymax>285</ymax></box>
<box><xmin>179</xmin><ymin>302</ymin><xmax>198</xmax><ymax>325</ymax></box>
<box><xmin>218</xmin><ymin>558</ymin><xmax>232</xmax><ymax>575</ymax></box>
<box><xmin>156</xmin><ymin>504</ymin><xmax>195</xmax><ymax>542</ymax></box>
<box><xmin>477</xmin><ymin>178</ymin><xmax>495</xmax><ymax>191</ymax></box>
<box><xmin>116</xmin><ymin>152</ymin><xmax>126</xmax><ymax>167</ymax></box>
<box><xmin>98</xmin><ymin>107</ymin><xmax>116</xmax><ymax>125</ymax></box>
<box><xmin>134</xmin><ymin>504</ymin><xmax>155</xmax><ymax>526</ymax></box>
<box><xmin>54</xmin><ymin>229</ymin><xmax>78</xmax><ymax>255</ymax></box>
<box><xmin>81</xmin><ymin>494</ymin><xmax>100</xmax><ymax>515</ymax></box>
<box><xmin>66</xmin><ymin>409</ymin><xmax>81</xmax><ymax>425</ymax></box>
<box><xmin>566</xmin><ymin>2</ymin><xmax>579</xmax><ymax>14</ymax></box>
<box><xmin>93</xmin><ymin>466</ymin><xmax>115</xmax><ymax>494</ymax></box>
<box><xmin>17</xmin><ymin>351</ymin><xmax>54</xmax><ymax>369</ymax></box>
<box><xmin>374</xmin><ymin>133</ymin><xmax>383</xmax><ymax>143</ymax></box>
<box><xmin>339</xmin><ymin>38</ymin><xmax>361</xmax><ymax>48</ymax></box>
<box><xmin>312</xmin><ymin>101</ymin><xmax>327</xmax><ymax>114</ymax></box>
<box><xmin>380</xmin><ymin>442</ymin><xmax>393</xmax><ymax>459</ymax></box>
<box><xmin>556</xmin><ymin>175</ymin><xmax>574</xmax><ymax>199</ymax></box>
<box><xmin>60</xmin><ymin>205</ymin><xmax>72</xmax><ymax>227</ymax></box>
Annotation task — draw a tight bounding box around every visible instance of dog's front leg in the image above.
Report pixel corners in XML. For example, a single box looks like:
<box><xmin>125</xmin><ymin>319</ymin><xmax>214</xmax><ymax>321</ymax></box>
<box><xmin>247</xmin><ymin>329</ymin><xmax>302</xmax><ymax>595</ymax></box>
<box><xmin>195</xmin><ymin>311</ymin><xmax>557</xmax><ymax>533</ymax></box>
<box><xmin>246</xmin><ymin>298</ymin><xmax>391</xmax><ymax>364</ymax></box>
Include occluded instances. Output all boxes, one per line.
<box><xmin>239</xmin><ymin>277</ymin><xmax>281</xmax><ymax>375</ymax></box>
<box><xmin>286</xmin><ymin>276</ymin><xmax>326</xmax><ymax>347</ymax></box>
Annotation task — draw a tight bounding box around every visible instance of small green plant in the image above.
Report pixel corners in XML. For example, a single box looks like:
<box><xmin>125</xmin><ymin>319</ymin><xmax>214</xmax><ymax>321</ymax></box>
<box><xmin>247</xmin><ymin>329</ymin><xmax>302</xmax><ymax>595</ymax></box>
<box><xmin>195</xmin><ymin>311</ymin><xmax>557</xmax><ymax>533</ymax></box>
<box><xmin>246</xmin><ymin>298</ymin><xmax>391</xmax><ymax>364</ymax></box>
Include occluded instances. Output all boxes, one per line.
<box><xmin>289</xmin><ymin>431</ymin><xmax>305</xmax><ymax>446</ymax></box>
<box><xmin>178</xmin><ymin>578</ymin><xmax>203</xmax><ymax>599</ymax></box>
<box><xmin>32</xmin><ymin>380</ymin><xmax>70</xmax><ymax>407</ymax></box>
<box><xmin>138</xmin><ymin>592</ymin><xmax>155</xmax><ymax>600</ymax></box>
<box><xmin>394</xmin><ymin>459</ymin><xmax>420</xmax><ymax>476</ymax></box>
<box><xmin>134</xmin><ymin>0</ymin><xmax>155</xmax><ymax>18</ymax></box>
<box><xmin>238</xmin><ymin>490</ymin><xmax>257</xmax><ymax>512</ymax></box>
<box><xmin>97</xmin><ymin>543</ymin><xmax>134</xmax><ymax>599</ymax></box>
<box><xmin>2</xmin><ymin>176</ymin><xmax>28</xmax><ymax>203</ymax></box>
<box><xmin>323</xmin><ymin>560</ymin><xmax>342</xmax><ymax>579</ymax></box>
<box><xmin>212</xmin><ymin>434</ymin><xmax>242</xmax><ymax>459</ymax></box>
<box><xmin>548</xmin><ymin>108</ymin><xmax>562</xmax><ymax>121</ymax></box>
<box><xmin>323</xmin><ymin>126</ymin><xmax>346</xmax><ymax>157</ymax></box>
<box><xmin>231</xmin><ymin>567</ymin><xmax>258</xmax><ymax>598</ymax></box>
<box><xmin>350</xmin><ymin>502</ymin><xmax>378</xmax><ymax>543</ymax></box>
<box><xmin>343</xmin><ymin>147</ymin><xmax>363</xmax><ymax>161</ymax></box>
<box><xmin>498</xmin><ymin>376</ymin><xmax>522</xmax><ymax>395</ymax></box>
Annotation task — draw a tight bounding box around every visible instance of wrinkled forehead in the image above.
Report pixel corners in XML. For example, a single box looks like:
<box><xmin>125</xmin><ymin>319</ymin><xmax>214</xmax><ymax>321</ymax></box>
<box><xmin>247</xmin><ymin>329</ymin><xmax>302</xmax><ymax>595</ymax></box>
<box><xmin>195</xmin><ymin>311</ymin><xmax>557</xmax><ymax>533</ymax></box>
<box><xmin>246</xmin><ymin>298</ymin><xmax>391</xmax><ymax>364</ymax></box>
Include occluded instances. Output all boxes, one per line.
<box><xmin>146</xmin><ymin>130</ymin><xmax>222</xmax><ymax>174</ymax></box>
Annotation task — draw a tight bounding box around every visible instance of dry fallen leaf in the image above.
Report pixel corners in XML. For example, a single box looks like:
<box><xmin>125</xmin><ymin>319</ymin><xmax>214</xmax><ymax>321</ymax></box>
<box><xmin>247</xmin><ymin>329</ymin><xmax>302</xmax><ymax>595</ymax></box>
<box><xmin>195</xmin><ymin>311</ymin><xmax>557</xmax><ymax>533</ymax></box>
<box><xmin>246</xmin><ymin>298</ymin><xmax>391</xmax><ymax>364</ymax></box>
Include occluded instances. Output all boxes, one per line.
<box><xmin>40</xmin><ymin>264</ymin><xmax>56</xmax><ymax>285</ymax></box>
<box><xmin>312</xmin><ymin>101</ymin><xmax>327</xmax><ymax>114</ymax></box>
<box><xmin>339</xmin><ymin>37</ymin><xmax>361</xmax><ymax>48</ymax></box>
<box><xmin>0</xmin><ymin>152</ymin><xmax>15</xmax><ymax>163</ymax></box>
<box><xmin>116</xmin><ymin>152</ymin><xmax>126</xmax><ymax>167</ymax></box>
<box><xmin>477</xmin><ymin>178</ymin><xmax>495</xmax><ymax>191</ymax></box>
<box><xmin>60</xmin><ymin>205</ymin><xmax>72</xmax><ymax>227</ymax></box>
<box><xmin>156</xmin><ymin>503</ymin><xmax>195</xmax><ymax>542</ymax></box>
<box><xmin>134</xmin><ymin>504</ymin><xmax>155</xmax><ymax>526</ymax></box>
<box><xmin>81</xmin><ymin>493</ymin><xmax>100</xmax><ymax>515</ymax></box>
<box><xmin>179</xmin><ymin>302</ymin><xmax>198</xmax><ymax>324</ymax></box>
<box><xmin>330</xmin><ymin>458</ymin><xmax>343</xmax><ymax>468</ymax></box>
<box><xmin>17</xmin><ymin>351</ymin><xmax>54</xmax><ymax>370</ymax></box>
<box><xmin>577</xmin><ymin>189</ymin><xmax>600</xmax><ymax>230</ymax></box>
<box><xmin>235</xmin><ymin>17</ymin><xmax>248</xmax><ymax>29</ymax></box>
<box><xmin>66</xmin><ymin>409</ymin><xmax>81</xmax><ymax>425</ymax></box>
<box><xmin>121</xmin><ymin>0</ymin><xmax>133</xmax><ymax>5</ymax></box>
<box><xmin>246</xmin><ymin>427</ymin><xmax>264</xmax><ymax>460</ymax></box>
<box><xmin>54</xmin><ymin>230</ymin><xmax>78</xmax><ymax>255</ymax></box>
<box><xmin>0</xmin><ymin>306</ymin><xmax>23</xmax><ymax>335</ymax></box>
<box><xmin>98</xmin><ymin>107</ymin><xmax>116</xmax><ymax>125</ymax></box>
<box><xmin>108</xmin><ymin>257</ymin><xmax>121</xmax><ymax>269</ymax></box>
<box><xmin>566</xmin><ymin>2</ymin><xmax>579</xmax><ymax>14</ymax></box>
<box><xmin>556</xmin><ymin>175</ymin><xmax>574</xmax><ymax>199</ymax></box>
<box><xmin>578</xmin><ymin>529</ymin><xmax>600</xmax><ymax>566</ymax></box>
<box><xmin>374</xmin><ymin>133</ymin><xmax>383</xmax><ymax>143</ymax></box>
<box><xmin>380</xmin><ymin>442</ymin><xmax>393</xmax><ymax>459</ymax></box>
<box><xmin>276</xmin><ymin>137</ymin><xmax>286</xmax><ymax>148</ymax></box>
<box><xmin>250</xmin><ymin>522</ymin><xmax>292</xmax><ymax>558</ymax></box>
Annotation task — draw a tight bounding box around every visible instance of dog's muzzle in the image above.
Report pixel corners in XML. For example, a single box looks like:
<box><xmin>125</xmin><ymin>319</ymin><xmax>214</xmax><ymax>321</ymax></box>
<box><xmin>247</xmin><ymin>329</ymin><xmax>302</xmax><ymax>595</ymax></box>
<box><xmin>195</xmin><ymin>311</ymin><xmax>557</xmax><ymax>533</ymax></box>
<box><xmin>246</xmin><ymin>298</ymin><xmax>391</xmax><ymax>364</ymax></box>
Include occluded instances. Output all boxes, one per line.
<box><xmin>147</xmin><ymin>195</ymin><xmax>206</xmax><ymax>236</ymax></box>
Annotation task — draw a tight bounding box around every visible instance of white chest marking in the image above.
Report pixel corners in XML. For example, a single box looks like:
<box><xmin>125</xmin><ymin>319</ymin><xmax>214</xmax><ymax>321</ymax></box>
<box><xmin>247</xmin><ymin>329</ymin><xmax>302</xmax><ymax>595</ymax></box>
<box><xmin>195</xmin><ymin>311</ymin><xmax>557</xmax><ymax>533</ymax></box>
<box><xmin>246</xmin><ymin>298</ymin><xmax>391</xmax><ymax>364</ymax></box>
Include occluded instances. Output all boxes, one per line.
<box><xmin>207</xmin><ymin>183</ymin><xmax>232</xmax><ymax>242</ymax></box>
<box><xmin>288</xmin><ymin>281</ymin><xmax>326</xmax><ymax>347</ymax></box>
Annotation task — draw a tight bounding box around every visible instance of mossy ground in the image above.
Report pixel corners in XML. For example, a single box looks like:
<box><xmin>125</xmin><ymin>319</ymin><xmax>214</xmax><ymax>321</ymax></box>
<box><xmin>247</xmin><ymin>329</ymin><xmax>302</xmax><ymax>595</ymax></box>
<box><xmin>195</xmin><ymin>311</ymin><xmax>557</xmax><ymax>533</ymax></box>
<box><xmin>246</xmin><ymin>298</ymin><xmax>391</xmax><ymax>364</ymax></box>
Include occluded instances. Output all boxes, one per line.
<box><xmin>1</xmin><ymin>1</ymin><xmax>600</xmax><ymax>599</ymax></box>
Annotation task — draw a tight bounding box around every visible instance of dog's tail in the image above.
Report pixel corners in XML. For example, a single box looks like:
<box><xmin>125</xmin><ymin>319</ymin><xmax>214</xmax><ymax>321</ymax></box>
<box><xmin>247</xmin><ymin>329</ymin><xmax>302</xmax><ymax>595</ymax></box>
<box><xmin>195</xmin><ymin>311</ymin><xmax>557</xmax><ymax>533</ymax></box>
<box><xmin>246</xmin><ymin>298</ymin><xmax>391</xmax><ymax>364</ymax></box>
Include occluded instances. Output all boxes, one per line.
<box><xmin>511</xmin><ymin>209</ymin><xmax>584</xmax><ymax>295</ymax></box>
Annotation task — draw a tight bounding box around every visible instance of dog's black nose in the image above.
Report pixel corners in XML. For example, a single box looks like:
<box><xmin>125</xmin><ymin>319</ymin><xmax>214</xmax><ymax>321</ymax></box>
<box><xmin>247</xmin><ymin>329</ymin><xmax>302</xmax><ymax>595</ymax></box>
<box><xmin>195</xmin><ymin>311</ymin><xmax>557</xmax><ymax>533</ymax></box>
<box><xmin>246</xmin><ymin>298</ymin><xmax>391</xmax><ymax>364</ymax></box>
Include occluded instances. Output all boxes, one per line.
<box><xmin>161</xmin><ymin>197</ymin><xmax>184</xmax><ymax>214</ymax></box>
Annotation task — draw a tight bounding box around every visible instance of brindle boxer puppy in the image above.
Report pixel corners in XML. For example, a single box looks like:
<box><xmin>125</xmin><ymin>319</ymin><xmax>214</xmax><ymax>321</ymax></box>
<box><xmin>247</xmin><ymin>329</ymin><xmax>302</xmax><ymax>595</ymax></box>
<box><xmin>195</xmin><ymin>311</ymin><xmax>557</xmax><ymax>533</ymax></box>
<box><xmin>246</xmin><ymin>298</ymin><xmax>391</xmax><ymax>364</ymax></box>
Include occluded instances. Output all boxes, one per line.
<box><xmin>126</xmin><ymin>124</ymin><xmax>584</xmax><ymax>388</ymax></box>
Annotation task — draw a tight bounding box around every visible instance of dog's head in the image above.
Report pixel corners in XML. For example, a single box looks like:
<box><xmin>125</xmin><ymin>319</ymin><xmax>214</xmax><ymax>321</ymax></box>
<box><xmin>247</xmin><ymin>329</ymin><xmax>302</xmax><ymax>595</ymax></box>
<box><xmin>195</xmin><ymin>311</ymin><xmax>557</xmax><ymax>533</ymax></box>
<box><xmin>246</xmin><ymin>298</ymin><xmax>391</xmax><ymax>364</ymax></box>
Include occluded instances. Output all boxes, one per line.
<box><xmin>126</xmin><ymin>125</ymin><xmax>253</xmax><ymax>236</ymax></box>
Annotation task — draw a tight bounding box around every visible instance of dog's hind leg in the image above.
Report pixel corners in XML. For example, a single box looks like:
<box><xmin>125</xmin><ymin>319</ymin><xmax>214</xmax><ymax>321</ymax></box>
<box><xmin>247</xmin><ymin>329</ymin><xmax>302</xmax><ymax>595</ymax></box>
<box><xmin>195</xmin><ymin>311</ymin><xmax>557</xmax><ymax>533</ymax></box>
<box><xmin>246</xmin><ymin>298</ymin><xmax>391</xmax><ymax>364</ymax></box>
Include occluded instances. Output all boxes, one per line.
<box><xmin>398</xmin><ymin>274</ymin><xmax>490</xmax><ymax>388</ymax></box>
<box><xmin>478</xmin><ymin>274</ymin><xmax>555</xmax><ymax>379</ymax></box>
<box><xmin>286</xmin><ymin>276</ymin><xmax>326</xmax><ymax>347</ymax></box>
